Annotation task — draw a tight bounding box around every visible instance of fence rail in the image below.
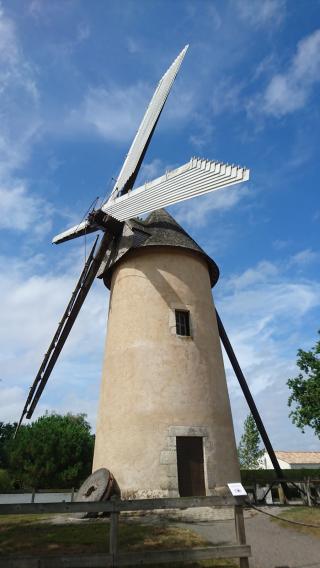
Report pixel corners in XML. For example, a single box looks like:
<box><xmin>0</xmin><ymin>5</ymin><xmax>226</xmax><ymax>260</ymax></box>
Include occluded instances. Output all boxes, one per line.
<box><xmin>244</xmin><ymin>477</ymin><xmax>320</xmax><ymax>506</ymax></box>
<box><xmin>0</xmin><ymin>494</ymin><xmax>238</xmax><ymax>515</ymax></box>
<box><xmin>0</xmin><ymin>495</ymin><xmax>251</xmax><ymax>568</ymax></box>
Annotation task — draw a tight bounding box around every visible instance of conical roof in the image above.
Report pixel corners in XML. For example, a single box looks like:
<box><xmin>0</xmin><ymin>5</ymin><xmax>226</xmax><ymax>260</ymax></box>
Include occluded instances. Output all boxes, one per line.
<box><xmin>100</xmin><ymin>209</ymin><xmax>219</xmax><ymax>288</ymax></box>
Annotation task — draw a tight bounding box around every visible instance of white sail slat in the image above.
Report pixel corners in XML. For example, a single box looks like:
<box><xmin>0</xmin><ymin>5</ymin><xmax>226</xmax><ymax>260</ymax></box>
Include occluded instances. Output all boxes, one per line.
<box><xmin>109</xmin><ymin>45</ymin><xmax>189</xmax><ymax>200</ymax></box>
<box><xmin>103</xmin><ymin>158</ymin><xmax>249</xmax><ymax>221</ymax></box>
<box><xmin>52</xmin><ymin>220</ymin><xmax>93</xmax><ymax>245</ymax></box>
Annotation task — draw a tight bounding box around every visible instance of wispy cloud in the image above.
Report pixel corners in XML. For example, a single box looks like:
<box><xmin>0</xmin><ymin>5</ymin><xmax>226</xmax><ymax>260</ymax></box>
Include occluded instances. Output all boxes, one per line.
<box><xmin>70</xmin><ymin>76</ymin><xmax>196</xmax><ymax>144</ymax></box>
<box><xmin>0</xmin><ymin>184</ymin><xmax>54</xmax><ymax>236</ymax></box>
<box><xmin>189</xmin><ymin>112</ymin><xmax>214</xmax><ymax>149</ymax></box>
<box><xmin>136</xmin><ymin>158</ymin><xmax>166</xmax><ymax>185</ymax></box>
<box><xmin>0</xmin><ymin>4</ymin><xmax>19</xmax><ymax>65</ymax></box>
<box><xmin>222</xmin><ymin>273</ymin><xmax>319</xmax><ymax>323</ymax></box>
<box><xmin>211</xmin><ymin>77</ymin><xmax>245</xmax><ymax>116</ymax></box>
<box><xmin>0</xmin><ymin>3</ymin><xmax>39</xmax><ymax>99</ymax></box>
<box><xmin>0</xmin><ymin>252</ymin><xmax>108</xmax><ymax>424</ymax></box>
<box><xmin>234</xmin><ymin>0</ymin><xmax>286</xmax><ymax>29</ymax></box>
<box><xmin>0</xmin><ymin>5</ymin><xmax>59</xmax><ymax>243</ymax></box>
<box><xmin>249</xmin><ymin>29</ymin><xmax>320</xmax><ymax>117</ymax></box>
<box><xmin>219</xmin><ymin>259</ymin><xmax>320</xmax><ymax>387</ymax></box>
<box><xmin>273</xmin><ymin>239</ymin><xmax>291</xmax><ymax>251</ymax></box>
<box><xmin>79</xmin><ymin>82</ymin><xmax>151</xmax><ymax>143</ymax></box>
<box><xmin>28</xmin><ymin>0</ymin><xmax>45</xmax><ymax>19</ymax></box>
<box><xmin>0</xmin><ymin>5</ymin><xmax>40</xmax><ymax>177</ymax></box>
<box><xmin>174</xmin><ymin>185</ymin><xmax>250</xmax><ymax>227</ymax></box>
<box><xmin>207</xmin><ymin>28</ymin><xmax>320</xmax><ymax>124</ymax></box>
<box><xmin>217</xmin><ymin>258</ymin><xmax>320</xmax><ymax>449</ymax></box>
<box><xmin>77</xmin><ymin>22</ymin><xmax>90</xmax><ymax>42</ymax></box>
<box><xmin>126</xmin><ymin>37</ymin><xmax>142</xmax><ymax>54</ymax></box>
<box><xmin>289</xmin><ymin>248</ymin><xmax>319</xmax><ymax>267</ymax></box>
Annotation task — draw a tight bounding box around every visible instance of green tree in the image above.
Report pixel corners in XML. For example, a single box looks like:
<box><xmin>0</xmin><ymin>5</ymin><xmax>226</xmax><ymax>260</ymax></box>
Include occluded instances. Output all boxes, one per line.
<box><xmin>7</xmin><ymin>413</ymin><xmax>94</xmax><ymax>489</ymax></box>
<box><xmin>0</xmin><ymin>422</ymin><xmax>17</xmax><ymax>469</ymax></box>
<box><xmin>238</xmin><ymin>413</ymin><xmax>264</xmax><ymax>469</ymax></box>
<box><xmin>287</xmin><ymin>332</ymin><xmax>320</xmax><ymax>438</ymax></box>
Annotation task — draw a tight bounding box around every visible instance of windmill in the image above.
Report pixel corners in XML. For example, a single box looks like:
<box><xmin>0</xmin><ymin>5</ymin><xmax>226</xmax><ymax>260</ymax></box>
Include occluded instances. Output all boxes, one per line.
<box><xmin>17</xmin><ymin>46</ymin><xmax>285</xmax><ymax>497</ymax></box>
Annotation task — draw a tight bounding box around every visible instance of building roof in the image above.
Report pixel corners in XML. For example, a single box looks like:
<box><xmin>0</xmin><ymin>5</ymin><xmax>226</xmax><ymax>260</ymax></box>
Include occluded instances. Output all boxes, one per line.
<box><xmin>274</xmin><ymin>451</ymin><xmax>320</xmax><ymax>464</ymax></box>
<box><xmin>100</xmin><ymin>208</ymin><xmax>219</xmax><ymax>288</ymax></box>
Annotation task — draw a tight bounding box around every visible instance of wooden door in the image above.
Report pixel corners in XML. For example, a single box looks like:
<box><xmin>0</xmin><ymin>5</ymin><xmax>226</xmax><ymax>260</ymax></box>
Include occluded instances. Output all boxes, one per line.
<box><xmin>176</xmin><ymin>436</ymin><xmax>206</xmax><ymax>497</ymax></box>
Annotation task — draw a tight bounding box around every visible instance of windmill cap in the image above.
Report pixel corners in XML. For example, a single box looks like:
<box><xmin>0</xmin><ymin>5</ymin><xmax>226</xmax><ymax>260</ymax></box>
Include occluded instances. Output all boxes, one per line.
<box><xmin>100</xmin><ymin>208</ymin><xmax>219</xmax><ymax>288</ymax></box>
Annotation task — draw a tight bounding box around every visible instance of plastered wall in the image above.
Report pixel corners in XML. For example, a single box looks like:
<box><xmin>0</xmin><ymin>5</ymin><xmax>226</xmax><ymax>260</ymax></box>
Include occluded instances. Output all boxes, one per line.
<box><xmin>93</xmin><ymin>247</ymin><xmax>240</xmax><ymax>497</ymax></box>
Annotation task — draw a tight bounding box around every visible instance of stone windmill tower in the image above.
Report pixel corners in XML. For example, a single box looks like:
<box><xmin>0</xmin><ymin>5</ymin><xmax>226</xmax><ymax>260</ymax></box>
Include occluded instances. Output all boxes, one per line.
<box><xmin>20</xmin><ymin>46</ymin><xmax>285</xmax><ymax>498</ymax></box>
<box><xmin>93</xmin><ymin>209</ymin><xmax>240</xmax><ymax>497</ymax></box>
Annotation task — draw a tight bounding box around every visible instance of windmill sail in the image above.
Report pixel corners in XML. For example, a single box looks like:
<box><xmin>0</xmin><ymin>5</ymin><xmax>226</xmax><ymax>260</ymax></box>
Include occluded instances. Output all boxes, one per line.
<box><xmin>52</xmin><ymin>219</ymin><xmax>96</xmax><ymax>245</ymax></box>
<box><xmin>52</xmin><ymin>46</ymin><xmax>189</xmax><ymax>246</ymax></box>
<box><xmin>103</xmin><ymin>157</ymin><xmax>249</xmax><ymax>221</ymax></box>
<box><xmin>109</xmin><ymin>45</ymin><xmax>189</xmax><ymax>200</ymax></box>
<box><xmin>17</xmin><ymin>46</ymin><xmax>190</xmax><ymax>428</ymax></box>
<box><xmin>53</xmin><ymin>158</ymin><xmax>249</xmax><ymax>244</ymax></box>
<box><xmin>15</xmin><ymin>231</ymin><xmax>118</xmax><ymax>433</ymax></box>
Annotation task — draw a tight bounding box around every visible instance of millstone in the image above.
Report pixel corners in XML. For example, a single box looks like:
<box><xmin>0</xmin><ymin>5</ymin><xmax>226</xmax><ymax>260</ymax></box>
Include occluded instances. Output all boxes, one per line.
<box><xmin>76</xmin><ymin>468</ymin><xmax>112</xmax><ymax>502</ymax></box>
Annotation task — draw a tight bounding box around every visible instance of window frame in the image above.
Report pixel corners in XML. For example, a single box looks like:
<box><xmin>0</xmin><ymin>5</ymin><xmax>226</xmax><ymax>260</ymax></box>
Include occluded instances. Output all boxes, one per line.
<box><xmin>175</xmin><ymin>309</ymin><xmax>191</xmax><ymax>337</ymax></box>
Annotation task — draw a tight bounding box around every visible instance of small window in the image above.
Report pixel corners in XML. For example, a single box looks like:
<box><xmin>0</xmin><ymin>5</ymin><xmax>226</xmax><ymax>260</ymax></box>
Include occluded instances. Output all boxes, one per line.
<box><xmin>175</xmin><ymin>310</ymin><xmax>190</xmax><ymax>336</ymax></box>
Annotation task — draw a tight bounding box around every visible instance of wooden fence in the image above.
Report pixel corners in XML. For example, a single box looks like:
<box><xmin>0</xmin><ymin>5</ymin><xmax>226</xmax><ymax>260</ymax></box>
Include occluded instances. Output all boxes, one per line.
<box><xmin>245</xmin><ymin>478</ymin><xmax>320</xmax><ymax>506</ymax></box>
<box><xmin>0</xmin><ymin>494</ymin><xmax>251</xmax><ymax>568</ymax></box>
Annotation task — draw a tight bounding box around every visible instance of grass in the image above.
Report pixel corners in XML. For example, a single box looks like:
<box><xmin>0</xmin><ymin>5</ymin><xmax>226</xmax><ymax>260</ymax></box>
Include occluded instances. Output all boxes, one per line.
<box><xmin>273</xmin><ymin>506</ymin><xmax>320</xmax><ymax>538</ymax></box>
<box><xmin>0</xmin><ymin>514</ymin><xmax>238</xmax><ymax>566</ymax></box>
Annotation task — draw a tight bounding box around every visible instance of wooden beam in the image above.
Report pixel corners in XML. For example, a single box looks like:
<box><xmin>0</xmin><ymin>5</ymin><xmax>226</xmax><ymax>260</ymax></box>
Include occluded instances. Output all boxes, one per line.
<box><xmin>0</xmin><ymin>494</ymin><xmax>243</xmax><ymax>516</ymax></box>
<box><xmin>235</xmin><ymin>505</ymin><xmax>250</xmax><ymax>568</ymax></box>
<box><xmin>0</xmin><ymin>545</ymin><xmax>251</xmax><ymax>568</ymax></box>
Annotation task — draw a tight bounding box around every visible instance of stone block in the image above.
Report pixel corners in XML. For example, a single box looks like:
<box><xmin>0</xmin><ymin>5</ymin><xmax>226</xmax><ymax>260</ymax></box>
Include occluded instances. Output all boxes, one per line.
<box><xmin>160</xmin><ymin>450</ymin><xmax>176</xmax><ymax>465</ymax></box>
<box><xmin>167</xmin><ymin>464</ymin><xmax>178</xmax><ymax>478</ymax></box>
<box><xmin>167</xmin><ymin>436</ymin><xmax>176</xmax><ymax>448</ymax></box>
<box><xmin>168</xmin><ymin>425</ymin><xmax>208</xmax><ymax>437</ymax></box>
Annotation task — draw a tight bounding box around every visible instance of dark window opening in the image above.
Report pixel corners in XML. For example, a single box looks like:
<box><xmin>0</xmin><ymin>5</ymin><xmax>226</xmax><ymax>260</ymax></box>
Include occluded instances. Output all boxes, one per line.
<box><xmin>176</xmin><ymin>436</ymin><xmax>206</xmax><ymax>497</ymax></box>
<box><xmin>175</xmin><ymin>310</ymin><xmax>190</xmax><ymax>336</ymax></box>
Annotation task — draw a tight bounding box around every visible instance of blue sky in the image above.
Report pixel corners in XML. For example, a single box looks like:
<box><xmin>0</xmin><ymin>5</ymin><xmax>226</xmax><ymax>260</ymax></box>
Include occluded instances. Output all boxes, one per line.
<box><xmin>0</xmin><ymin>0</ymin><xmax>319</xmax><ymax>452</ymax></box>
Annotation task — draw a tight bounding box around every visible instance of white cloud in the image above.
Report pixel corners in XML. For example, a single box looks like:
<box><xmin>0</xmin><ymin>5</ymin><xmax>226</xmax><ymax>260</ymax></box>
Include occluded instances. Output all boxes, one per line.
<box><xmin>136</xmin><ymin>159</ymin><xmax>166</xmax><ymax>185</ymax></box>
<box><xmin>235</xmin><ymin>0</ymin><xmax>286</xmax><ymax>28</ymax></box>
<box><xmin>28</xmin><ymin>0</ymin><xmax>44</xmax><ymax>18</ymax></box>
<box><xmin>77</xmin><ymin>23</ymin><xmax>90</xmax><ymax>42</ymax></box>
<box><xmin>70</xmin><ymin>74</ymin><xmax>195</xmax><ymax>144</ymax></box>
<box><xmin>174</xmin><ymin>185</ymin><xmax>250</xmax><ymax>227</ymax></box>
<box><xmin>189</xmin><ymin>112</ymin><xmax>214</xmax><ymax>149</ymax></box>
<box><xmin>79</xmin><ymin>82</ymin><xmax>151</xmax><ymax>143</ymax></box>
<box><xmin>0</xmin><ymin>7</ymin><xmax>72</xmax><ymax>243</ymax></box>
<box><xmin>0</xmin><ymin>6</ymin><xmax>38</xmax><ymax>99</ymax></box>
<box><xmin>211</xmin><ymin>77</ymin><xmax>245</xmax><ymax>116</ymax></box>
<box><xmin>216</xmin><ymin>259</ymin><xmax>320</xmax><ymax>448</ymax></box>
<box><xmin>0</xmin><ymin>184</ymin><xmax>54</xmax><ymax>235</ymax></box>
<box><xmin>0</xmin><ymin>387</ymin><xmax>30</xmax><ymax>424</ymax></box>
<box><xmin>0</xmin><ymin>5</ymin><xmax>40</xmax><ymax>177</ymax></box>
<box><xmin>251</xmin><ymin>29</ymin><xmax>320</xmax><ymax>117</ymax></box>
<box><xmin>0</xmin><ymin>251</ymin><xmax>108</xmax><ymax>425</ymax></box>
<box><xmin>0</xmin><ymin>181</ymin><xmax>74</xmax><ymax>241</ymax></box>
<box><xmin>161</xmin><ymin>84</ymin><xmax>195</xmax><ymax>124</ymax></box>
<box><xmin>0</xmin><ymin>6</ymin><xmax>59</xmax><ymax>247</ymax></box>
<box><xmin>273</xmin><ymin>239</ymin><xmax>290</xmax><ymax>250</ymax></box>
<box><xmin>126</xmin><ymin>37</ymin><xmax>141</xmax><ymax>54</ymax></box>
<box><xmin>206</xmin><ymin>3</ymin><xmax>222</xmax><ymax>30</ymax></box>
<box><xmin>222</xmin><ymin>277</ymin><xmax>319</xmax><ymax>324</ymax></box>
<box><xmin>226</xmin><ymin>260</ymin><xmax>279</xmax><ymax>290</ymax></box>
<box><xmin>0</xmin><ymin>4</ymin><xmax>19</xmax><ymax>65</ymax></box>
<box><xmin>289</xmin><ymin>248</ymin><xmax>319</xmax><ymax>267</ymax></box>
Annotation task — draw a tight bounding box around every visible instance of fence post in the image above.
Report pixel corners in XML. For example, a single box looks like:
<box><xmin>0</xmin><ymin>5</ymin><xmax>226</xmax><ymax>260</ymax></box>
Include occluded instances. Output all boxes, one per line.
<box><xmin>234</xmin><ymin>504</ymin><xmax>249</xmax><ymax>568</ymax></box>
<box><xmin>306</xmin><ymin>478</ymin><xmax>312</xmax><ymax>507</ymax></box>
<box><xmin>278</xmin><ymin>484</ymin><xmax>287</xmax><ymax>504</ymax></box>
<box><xmin>31</xmin><ymin>488</ymin><xmax>36</xmax><ymax>503</ymax></box>
<box><xmin>71</xmin><ymin>487</ymin><xmax>75</xmax><ymax>502</ymax></box>
<box><xmin>109</xmin><ymin>495</ymin><xmax>120</xmax><ymax>566</ymax></box>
